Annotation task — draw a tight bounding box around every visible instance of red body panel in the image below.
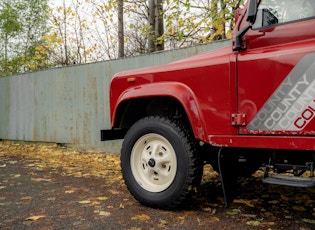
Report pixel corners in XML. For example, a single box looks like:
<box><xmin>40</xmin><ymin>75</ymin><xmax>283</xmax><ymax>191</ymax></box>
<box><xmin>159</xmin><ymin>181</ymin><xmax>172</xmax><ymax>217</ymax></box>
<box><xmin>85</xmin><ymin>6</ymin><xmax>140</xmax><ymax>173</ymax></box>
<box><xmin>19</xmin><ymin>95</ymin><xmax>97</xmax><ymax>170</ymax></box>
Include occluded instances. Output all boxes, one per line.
<box><xmin>110</xmin><ymin>47</ymin><xmax>238</xmax><ymax>143</ymax></box>
<box><xmin>109</xmin><ymin>1</ymin><xmax>315</xmax><ymax>150</ymax></box>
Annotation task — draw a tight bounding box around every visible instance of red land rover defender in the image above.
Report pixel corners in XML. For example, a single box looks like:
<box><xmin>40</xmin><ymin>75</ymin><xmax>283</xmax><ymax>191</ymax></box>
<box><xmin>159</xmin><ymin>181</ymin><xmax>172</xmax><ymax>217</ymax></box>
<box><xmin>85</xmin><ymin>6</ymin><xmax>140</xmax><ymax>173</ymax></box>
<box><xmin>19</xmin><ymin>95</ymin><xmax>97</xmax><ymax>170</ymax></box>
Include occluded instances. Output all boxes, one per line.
<box><xmin>101</xmin><ymin>0</ymin><xmax>315</xmax><ymax>208</ymax></box>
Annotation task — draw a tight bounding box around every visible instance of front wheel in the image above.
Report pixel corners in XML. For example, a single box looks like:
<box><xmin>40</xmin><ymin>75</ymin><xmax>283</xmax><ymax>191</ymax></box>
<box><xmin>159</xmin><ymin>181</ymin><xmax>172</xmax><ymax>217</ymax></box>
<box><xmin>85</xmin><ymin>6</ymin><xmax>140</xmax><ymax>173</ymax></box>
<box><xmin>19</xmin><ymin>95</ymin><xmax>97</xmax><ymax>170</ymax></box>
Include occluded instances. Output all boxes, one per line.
<box><xmin>121</xmin><ymin>116</ymin><xmax>203</xmax><ymax>209</ymax></box>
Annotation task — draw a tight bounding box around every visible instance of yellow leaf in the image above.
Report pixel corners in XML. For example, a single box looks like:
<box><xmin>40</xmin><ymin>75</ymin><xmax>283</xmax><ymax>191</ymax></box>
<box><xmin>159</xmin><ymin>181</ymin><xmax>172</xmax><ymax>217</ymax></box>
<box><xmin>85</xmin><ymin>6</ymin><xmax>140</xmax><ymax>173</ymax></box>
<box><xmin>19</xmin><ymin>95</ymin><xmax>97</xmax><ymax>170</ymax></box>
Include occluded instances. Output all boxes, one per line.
<box><xmin>246</xmin><ymin>220</ymin><xmax>260</xmax><ymax>226</ymax></box>
<box><xmin>31</xmin><ymin>178</ymin><xmax>51</xmax><ymax>182</ymax></box>
<box><xmin>281</xmin><ymin>195</ymin><xmax>289</xmax><ymax>201</ymax></box>
<box><xmin>29</xmin><ymin>64</ymin><xmax>36</xmax><ymax>69</ymax></box>
<box><xmin>292</xmin><ymin>206</ymin><xmax>306</xmax><ymax>212</ymax></box>
<box><xmin>110</xmin><ymin>190</ymin><xmax>119</xmax><ymax>195</ymax></box>
<box><xmin>26</xmin><ymin>215</ymin><xmax>46</xmax><ymax>221</ymax></box>
<box><xmin>233</xmin><ymin>199</ymin><xmax>255</xmax><ymax>207</ymax></box>
<box><xmin>99</xmin><ymin>211</ymin><xmax>111</xmax><ymax>217</ymax></box>
<box><xmin>209</xmin><ymin>216</ymin><xmax>220</xmax><ymax>222</ymax></box>
<box><xmin>97</xmin><ymin>196</ymin><xmax>109</xmax><ymax>201</ymax></box>
<box><xmin>79</xmin><ymin>200</ymin><xmax>90</xmax><ymax>204</ymax></box>
<box><xmin>302</xmin><ymin>218</ymin><xmax>315</xmax><ymax>224</ymax></box>
<box><xmin>203</xmin><ymin>207</ymin><xmax>212</xmax><ymax>212</ymax></box>
<box><xmin>158</xmin><ymin>219</ymin><xmax>167</xmax><ymax>227</ymax></box>
<box><xmin>226</xmin><ymin>209</ymin><xmax>241</xmax><ymax>215</ymax></box>
<box><xmin>131</xmin><ymin>214</ymin><xmax>151</xmax><ymax>221</ymax></box>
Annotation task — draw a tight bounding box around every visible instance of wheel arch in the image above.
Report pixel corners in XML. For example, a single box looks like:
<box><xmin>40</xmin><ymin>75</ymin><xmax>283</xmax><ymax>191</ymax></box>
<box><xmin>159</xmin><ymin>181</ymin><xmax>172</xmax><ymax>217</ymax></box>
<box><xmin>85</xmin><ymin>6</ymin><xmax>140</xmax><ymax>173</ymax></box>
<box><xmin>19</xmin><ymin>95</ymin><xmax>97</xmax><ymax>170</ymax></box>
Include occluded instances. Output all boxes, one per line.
<box><xmin>112</xmin><ymin>82</ymin><xmax>207</xmax><ymax>141</ymax></box>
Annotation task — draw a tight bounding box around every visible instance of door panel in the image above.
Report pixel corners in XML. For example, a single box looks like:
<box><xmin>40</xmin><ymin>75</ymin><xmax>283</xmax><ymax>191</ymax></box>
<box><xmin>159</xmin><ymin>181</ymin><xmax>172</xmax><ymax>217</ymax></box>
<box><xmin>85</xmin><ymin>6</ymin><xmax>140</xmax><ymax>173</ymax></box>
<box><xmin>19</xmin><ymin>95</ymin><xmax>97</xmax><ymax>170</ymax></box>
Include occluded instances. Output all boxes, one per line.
<box><xmin>237</xmin><ymin>1</ymin><xmax>315</xmax><ymax>135</ymax></box>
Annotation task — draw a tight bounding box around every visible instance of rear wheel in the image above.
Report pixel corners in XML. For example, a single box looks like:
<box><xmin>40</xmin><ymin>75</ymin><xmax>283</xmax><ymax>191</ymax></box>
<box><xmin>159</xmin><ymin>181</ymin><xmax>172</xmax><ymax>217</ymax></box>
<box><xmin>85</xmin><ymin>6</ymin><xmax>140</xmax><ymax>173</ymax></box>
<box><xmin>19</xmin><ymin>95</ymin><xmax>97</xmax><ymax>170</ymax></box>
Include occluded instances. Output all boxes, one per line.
<box><xmin>121</xmin><ymin>116</ymin><xmax>203</xmax><ymax>209</ymax></box>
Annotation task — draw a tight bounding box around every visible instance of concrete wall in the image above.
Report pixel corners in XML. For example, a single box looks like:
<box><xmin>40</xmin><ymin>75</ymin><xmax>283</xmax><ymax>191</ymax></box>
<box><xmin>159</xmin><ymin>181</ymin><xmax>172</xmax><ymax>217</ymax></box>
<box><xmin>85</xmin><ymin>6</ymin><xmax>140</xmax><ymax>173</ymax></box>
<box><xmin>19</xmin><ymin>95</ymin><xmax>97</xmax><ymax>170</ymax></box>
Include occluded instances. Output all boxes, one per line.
<box><xmin>0</xmin><ymin>40</ymin><xmax>231</xmax><ymax>153</ymax></box>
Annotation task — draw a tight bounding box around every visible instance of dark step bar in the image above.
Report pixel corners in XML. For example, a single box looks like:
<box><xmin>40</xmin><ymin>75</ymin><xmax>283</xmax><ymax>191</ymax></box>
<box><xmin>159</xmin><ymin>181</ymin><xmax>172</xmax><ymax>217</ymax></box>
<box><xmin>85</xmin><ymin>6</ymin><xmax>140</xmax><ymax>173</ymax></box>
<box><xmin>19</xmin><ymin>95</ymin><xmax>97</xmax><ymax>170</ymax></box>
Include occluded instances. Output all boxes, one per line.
<box><xmin>263</xmin><ymin>174</ymin><xmax>315</xmax><ymax>187</ymax></box>
<box><xmin>262</xmin><ymin>162</ymin><xmax>315</xmax><ymax>188</ymax></box>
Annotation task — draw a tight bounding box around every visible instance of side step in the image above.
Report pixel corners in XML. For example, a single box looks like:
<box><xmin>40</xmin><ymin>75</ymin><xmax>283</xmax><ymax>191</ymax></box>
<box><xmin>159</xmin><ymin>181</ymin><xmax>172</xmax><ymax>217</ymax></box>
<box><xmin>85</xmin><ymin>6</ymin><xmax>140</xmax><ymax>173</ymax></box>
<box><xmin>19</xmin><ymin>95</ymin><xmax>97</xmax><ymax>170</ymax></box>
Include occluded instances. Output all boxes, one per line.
<box><xmin>263</xmin><ymin>174</ymin><xmax>315</xmax><ymax>188</ymax></box>
<box><xmin>262</xmin><ymin>162</ymin><xmax>315</xmax><ymax>188</ymax></box>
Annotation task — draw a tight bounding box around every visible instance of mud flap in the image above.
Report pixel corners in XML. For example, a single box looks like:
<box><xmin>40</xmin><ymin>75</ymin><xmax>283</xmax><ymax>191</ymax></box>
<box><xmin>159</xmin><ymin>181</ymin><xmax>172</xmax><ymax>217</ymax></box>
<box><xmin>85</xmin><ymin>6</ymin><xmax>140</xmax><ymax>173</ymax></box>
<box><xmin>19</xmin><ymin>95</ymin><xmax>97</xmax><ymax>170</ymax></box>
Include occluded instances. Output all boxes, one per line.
<box><xmin>218</xmin><ymin>148</ymin><xmax>238</xmax><ymax>206</ymax></box>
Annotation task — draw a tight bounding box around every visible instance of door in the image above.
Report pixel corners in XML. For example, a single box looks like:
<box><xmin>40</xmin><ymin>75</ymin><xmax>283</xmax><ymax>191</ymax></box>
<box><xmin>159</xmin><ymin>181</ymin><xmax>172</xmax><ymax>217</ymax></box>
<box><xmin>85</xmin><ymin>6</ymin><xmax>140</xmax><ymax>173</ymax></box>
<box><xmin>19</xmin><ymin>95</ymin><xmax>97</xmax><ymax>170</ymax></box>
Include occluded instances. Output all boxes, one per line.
<box><xmin>237</xmin><ymin>0</ymin><xmax>315</xmax><ymax>135</ymax></box>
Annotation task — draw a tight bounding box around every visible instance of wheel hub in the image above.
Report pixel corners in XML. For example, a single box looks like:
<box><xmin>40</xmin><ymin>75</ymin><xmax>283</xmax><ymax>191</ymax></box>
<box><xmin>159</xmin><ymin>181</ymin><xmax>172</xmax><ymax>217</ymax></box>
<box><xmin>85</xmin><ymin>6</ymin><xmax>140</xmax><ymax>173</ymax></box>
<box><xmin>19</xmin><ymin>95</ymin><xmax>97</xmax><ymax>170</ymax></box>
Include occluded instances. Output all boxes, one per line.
<box><xmin>130</xmin><ymin>133</ymin><xmax>177</xmax><ymax>192</ymax></box>
<box><xmin>148</xmin><ymin>158</ymin><xmax>156</xmax><ymax>167</ymax></box>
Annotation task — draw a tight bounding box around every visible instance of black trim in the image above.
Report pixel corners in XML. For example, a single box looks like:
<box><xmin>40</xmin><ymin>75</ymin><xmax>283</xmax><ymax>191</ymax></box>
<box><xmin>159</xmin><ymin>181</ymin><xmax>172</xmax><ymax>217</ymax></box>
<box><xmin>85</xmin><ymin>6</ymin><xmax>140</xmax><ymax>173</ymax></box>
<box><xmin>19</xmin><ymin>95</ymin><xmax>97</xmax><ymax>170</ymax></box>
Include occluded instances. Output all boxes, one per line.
<box><xmin>100</xmin><ymin>128</ymin><xmax>127</xmax><ymax>141</ymax></box>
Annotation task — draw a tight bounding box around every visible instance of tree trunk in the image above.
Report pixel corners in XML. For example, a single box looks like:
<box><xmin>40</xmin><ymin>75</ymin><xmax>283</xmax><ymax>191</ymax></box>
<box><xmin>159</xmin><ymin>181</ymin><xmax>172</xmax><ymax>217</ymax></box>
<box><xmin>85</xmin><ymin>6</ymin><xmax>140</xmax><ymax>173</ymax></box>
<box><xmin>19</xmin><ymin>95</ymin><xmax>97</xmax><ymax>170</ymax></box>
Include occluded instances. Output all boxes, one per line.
<box><xmin>148</xmin><ymin>0</ymin><xmax>155</xmax><ymax>53</ymax></box>
<box><xmin>118</xmin><ymin>0</ymin><xmax>124</xmax><ymax>58</ymax></box>
<box><xmin>155</xmin><ymin>0</ymin><xmax>164</xmax><ymax>51</ymax></box>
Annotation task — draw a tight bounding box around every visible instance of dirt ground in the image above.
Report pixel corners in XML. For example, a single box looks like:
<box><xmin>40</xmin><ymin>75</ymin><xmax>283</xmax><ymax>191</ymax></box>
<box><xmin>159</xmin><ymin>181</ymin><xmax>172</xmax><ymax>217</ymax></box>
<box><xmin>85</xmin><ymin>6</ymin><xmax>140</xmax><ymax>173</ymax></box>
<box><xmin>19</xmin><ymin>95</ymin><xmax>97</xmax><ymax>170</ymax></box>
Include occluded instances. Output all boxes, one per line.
<box><xmin>0</xmin><ymin>141</ymin><xmax>315</xmax><ymax>230</ymax></box>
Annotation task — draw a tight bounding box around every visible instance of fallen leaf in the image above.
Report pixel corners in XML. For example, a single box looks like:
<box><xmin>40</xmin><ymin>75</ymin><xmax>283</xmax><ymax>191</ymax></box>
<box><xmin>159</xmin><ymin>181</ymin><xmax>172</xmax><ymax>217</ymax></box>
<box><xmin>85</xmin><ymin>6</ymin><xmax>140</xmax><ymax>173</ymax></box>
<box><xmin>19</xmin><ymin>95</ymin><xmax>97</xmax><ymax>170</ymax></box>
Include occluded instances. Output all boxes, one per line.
<box><xmin>296</xmin><ymin>194</ymin><xmax>310</xmax><ymax>201</ymax></box>
<box><xmin>97</xmin><ymin>196</ymin><xmax>109</xmax><ymax>201</ymax></box>
<box><xmin>302</xmin><ymin>218</ymin><xmax>315</xmax><ymax>224</ymax></box>
<box><xmin>78</xmin><ymin>200</ymin><xmax>91</xmax><ymax>204</ymax></box>
<box><xmin>263</xmin><ymin>212</ymin><xmax>273</xmax><ymax>217</ymax></box>
<box><xmin>281</xmin><ymin>195</ymin><xmax>289</xmax><ymax>201</ymax></box>
<box><xmin>31</xmin><ymin>178</ymin><xmax>51</xmax><ymax>182</ymax></box>
<box><xmin>110</xmin><ymin>190</ymin><xmax>120</xmax><ymax>195</ymax></box>
<box><xmin>65</xmin><ymin>190</ymin><xmax>75</xmax><ymax>194</ymax></box>
<box><xmin>92</xmin><ymin>201</ymin><xmax>101</xmax><ymax>205</ymax></box>
<box><xmin>242</xmin><ymin>214</ymin><xmax>257</xmax><ymax>218</ymax></box>
<box><xmin>131</xmin><ymin>214</ymin><xmax>151</xmax><ymax>221</ymax></box>
<box><xmin>26</xmin><ymin>215</ymin><xmax>46</xmax><ymax>221</ymax></box>
<box><xmin>226</xmin><ymin>209</ymin><xmax>241</xmax><ymax>215</ymax></box>
<box><xmin>261</xmin><ymin>194</ymin><xmax>270</xmax><ymax>198</ymax></box>
<box><xmin>99</xmin><ymin>211</ymin><xmax>111</xmax><ymax>217</ymax></box>
<box><xmin>187</xmin><ymin>185</ymin><xmax>198</xmax><ymax>192</ymax></box>
<box><xmin>233</xmin><ymin>199</ymin><xmax>255</xmax><ymax>207</ymax></box>
<box><xmin>261</xmin><ymin>221</ymin><xmax>275</xmax><ymax>227</ymax></box>
<box><xmin>246</xmin><ymin>220</ymin><xmax>260</xmax><ymax>226</ymax></box>
<box><xmin>268</xmin><ymin>200</ymin><xmax>279</xmax><ymax>204</ymax></box>
<box><xmin>158</xmin><ymin>219</ymin><xmax>167</xmax><ymax>226</ymax></box>
<box><xmin>292</xmin><ymin>206</ymin><xmax>306</xmax><ymax>212</ymax></box>
<box><xmin>209</xmin><ymin>216</ymin><xmax>220</xmax><ymax>222</ymax></box>
<box><xmin>119</xmin><ymin>203</ymin><xmax>124</xmax><ymax>209</ymax></box>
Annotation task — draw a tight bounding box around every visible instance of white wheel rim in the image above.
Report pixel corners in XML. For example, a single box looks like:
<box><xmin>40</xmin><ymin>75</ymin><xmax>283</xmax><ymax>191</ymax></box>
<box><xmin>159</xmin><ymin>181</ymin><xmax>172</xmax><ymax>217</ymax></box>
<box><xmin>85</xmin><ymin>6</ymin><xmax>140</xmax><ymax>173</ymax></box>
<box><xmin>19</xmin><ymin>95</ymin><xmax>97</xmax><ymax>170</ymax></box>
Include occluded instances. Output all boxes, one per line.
<box><xmin>130</xmin><ymin>133</ymin><xmax>177</xmax><ymax>192</ymax></box>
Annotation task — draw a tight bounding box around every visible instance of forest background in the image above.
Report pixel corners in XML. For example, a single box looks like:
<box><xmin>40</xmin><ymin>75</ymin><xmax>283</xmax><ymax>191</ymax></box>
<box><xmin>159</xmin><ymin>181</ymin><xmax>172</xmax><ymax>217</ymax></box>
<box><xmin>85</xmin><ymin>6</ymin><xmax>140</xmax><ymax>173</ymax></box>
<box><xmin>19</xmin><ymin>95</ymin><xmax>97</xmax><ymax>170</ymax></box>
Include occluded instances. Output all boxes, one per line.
<box><xmin>0</xmin><ymin>0</ymin><xmax>244</xmax><ymax>77</ymax></box>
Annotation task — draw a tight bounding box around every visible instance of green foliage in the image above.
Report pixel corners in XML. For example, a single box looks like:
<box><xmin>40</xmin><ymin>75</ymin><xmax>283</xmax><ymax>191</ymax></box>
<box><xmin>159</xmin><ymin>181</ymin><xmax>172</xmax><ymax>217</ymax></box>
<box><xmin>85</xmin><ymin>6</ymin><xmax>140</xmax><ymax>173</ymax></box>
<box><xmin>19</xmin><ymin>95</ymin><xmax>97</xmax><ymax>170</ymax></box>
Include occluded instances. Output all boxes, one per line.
<box><xmin>162</xmin><ymin>0</ymin><xmax>245</xmax><ymax>48</ymax></box>
<box><xmin>0</xmin><ymin>3</ymin><xmax>22</xmax><ymax>35</ymax></box>
<box><xmin>0</xmin><ymin>0</ymin><xmax>50</xmax><ymax>77</ymax></box>
<box><xmin>0</xmin><ymin>0</ymin><xmax>245</xmax><ymax>74</ymax></box>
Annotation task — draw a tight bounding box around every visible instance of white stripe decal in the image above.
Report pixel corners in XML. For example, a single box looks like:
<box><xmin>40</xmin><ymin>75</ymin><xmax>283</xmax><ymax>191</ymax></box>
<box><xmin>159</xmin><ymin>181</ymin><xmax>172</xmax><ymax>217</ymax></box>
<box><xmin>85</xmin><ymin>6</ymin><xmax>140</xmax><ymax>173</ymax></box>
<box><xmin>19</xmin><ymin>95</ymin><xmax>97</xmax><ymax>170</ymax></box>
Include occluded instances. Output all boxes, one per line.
<box><xmin>247</xmin><ymin>53</ymin><xmax>315</xmax><ymax>131</ymax></box>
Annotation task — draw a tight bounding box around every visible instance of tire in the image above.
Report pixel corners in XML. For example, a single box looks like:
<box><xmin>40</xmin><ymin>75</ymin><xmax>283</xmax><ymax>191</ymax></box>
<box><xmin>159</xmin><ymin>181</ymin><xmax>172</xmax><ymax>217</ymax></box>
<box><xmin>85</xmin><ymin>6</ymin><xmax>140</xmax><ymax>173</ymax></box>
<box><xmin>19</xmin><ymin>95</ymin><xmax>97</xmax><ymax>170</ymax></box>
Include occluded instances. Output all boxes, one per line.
<box><xmin>121</xmin><ymin>116</ymin><xmax>203</xmax><ymax>209</ymax></box>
